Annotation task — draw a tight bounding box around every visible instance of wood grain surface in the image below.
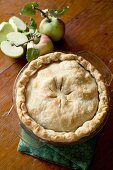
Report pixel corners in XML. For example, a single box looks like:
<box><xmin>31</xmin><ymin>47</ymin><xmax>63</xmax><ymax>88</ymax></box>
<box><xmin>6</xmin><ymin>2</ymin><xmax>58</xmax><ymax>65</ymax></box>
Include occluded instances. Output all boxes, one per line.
<box><xmin>0</xmin><ymin>0</ymin><xmax>113</xmax><ymax>170</ymax></box>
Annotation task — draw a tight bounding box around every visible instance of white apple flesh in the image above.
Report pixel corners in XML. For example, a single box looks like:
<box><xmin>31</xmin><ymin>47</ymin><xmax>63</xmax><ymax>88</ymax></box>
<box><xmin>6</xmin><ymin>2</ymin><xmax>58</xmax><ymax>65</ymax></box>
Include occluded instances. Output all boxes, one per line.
<box><xmin>27</xmin><ymin>34</ymin><xmax>54</xmax><ymax>56</ymax></box>
<box><xmin>9</xmin><ymin>16</ymin><xmax>26</xmax><ymax>32</ymax></box>
<box><xmin>1</xmin><ymin>41</ymin><xmax>24</xmax><ymax>58</ymax></box>
<box><xmin>7</xmin><ymin>32</ymin><xmax>28</xmax><ymax>46</ymax></box>
<box><xmin>0</xmin><ymin>22</ymin><xmax>14</xmax><ymax>44</ymax></box>
<box><xmin>39</xmin><ymin>16</ymin><xmax>65</xmax><ymax>41</ymax></box>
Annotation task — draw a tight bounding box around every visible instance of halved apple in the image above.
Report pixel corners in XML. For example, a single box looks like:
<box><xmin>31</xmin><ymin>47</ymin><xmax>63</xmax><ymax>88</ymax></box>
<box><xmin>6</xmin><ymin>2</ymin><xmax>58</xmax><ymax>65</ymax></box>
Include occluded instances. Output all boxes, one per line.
<box><xmin>0</xmin><ymin>22</ymin><xmax>14</xmax><ymax>44</ymax></box>
<box><xmin>1</xmin><ymin>32</ymin><xmax>28</xmax><ymax>58</ymax></box>
<box><xmin>9</xmin><ymin>16</ymin><xmax>26</xmax><ymax>32</ymax></box>
<box><xmin>7</xmin><ymin>32</ymin><xmax>28</xmax><ymax>46</ymax></box>
<box><xmin>1</xmin><ymin>41</ymin><xmax>24</xmax><ymax>58</ymax></box>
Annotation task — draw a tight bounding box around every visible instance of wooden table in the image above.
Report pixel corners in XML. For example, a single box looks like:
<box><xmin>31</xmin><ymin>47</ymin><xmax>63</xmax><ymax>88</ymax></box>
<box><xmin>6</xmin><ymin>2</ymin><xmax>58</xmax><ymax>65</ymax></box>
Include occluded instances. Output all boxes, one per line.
<box><xmin>0</xmin><ymin>0</ymin><xmax>113</xmax><ymax>169</ymax></box>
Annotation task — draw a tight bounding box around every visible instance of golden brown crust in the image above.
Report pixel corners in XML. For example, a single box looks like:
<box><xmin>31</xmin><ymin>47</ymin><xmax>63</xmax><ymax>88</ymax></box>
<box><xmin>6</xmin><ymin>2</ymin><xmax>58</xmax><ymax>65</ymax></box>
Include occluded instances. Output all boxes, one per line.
<box><xmin>16</xmin><ymin>52</ymin><xmax>109</xmax><ymax>142</ymax></box>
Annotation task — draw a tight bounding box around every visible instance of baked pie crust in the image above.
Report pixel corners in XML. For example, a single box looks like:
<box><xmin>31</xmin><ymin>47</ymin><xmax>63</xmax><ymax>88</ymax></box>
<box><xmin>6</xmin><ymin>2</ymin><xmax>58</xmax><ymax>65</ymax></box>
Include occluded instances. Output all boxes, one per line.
<box><xmin>16</xmin><ymin>52</ymin><xmax>109</xmax><ymax>143</ymax></box>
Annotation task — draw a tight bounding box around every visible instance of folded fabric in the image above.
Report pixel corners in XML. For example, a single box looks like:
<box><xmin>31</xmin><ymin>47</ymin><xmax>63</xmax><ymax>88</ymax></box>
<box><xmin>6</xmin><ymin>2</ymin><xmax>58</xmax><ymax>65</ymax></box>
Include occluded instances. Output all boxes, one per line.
<box><xmin>18</xmin><ymin>128</ymin><xmax>96</xmax><ymax>170</ymax></box>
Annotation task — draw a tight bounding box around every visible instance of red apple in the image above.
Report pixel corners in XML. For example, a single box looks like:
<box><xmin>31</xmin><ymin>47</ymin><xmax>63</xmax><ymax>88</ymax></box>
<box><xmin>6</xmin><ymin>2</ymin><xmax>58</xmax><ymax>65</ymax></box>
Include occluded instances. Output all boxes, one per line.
<box><xmin>27</xmin><ymin>34</ymin><xmax>54</xmax><ymax>55</ymax></box>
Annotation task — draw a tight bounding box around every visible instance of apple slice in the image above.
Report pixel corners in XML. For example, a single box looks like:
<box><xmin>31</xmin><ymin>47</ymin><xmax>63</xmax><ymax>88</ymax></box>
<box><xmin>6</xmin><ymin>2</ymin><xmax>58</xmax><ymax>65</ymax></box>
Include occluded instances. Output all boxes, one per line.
<box><xmin>7</xmin><ymin>32</ymin><xmax>28</xmax><ymax>46</ymax></box>
<box><xmin>1</xmin><ymin>41</ymin><xmax>24</xmax><ymax>58</ymax></box>
<box><xmin>0</xmin><ymin>22</ymin><xmax>14</xmax><ymax>44</ymax></box>
<box><xmin>9</xmin><ymin>16</ymin><xmax>26</xmax><ymax>32</ymax></box>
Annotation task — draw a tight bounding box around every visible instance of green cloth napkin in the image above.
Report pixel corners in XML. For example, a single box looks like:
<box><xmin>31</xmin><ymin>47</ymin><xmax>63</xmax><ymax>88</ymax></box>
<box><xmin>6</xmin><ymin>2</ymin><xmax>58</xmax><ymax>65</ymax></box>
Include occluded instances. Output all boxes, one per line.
<box><xmin>18</xmin><ymin>128</ymin><xmax>96</xmax><ymax>170</ymax></box>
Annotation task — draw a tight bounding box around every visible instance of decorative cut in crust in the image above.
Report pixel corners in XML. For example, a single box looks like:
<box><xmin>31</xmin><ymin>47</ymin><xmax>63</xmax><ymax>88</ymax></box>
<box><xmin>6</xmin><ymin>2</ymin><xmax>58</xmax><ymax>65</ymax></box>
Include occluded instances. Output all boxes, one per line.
<box><xmin>16</xmin><ymin>52</ymin><xmax>109</xmax><ymax>143</ymax></box>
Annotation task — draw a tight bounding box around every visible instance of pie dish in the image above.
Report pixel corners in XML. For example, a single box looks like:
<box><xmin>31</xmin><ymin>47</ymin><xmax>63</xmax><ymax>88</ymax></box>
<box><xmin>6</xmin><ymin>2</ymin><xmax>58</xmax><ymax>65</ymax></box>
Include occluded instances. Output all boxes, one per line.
<box><xmin>16</xmin><ymin>52</ymin><xmax>109</xmax><ymax>143</ymax></box>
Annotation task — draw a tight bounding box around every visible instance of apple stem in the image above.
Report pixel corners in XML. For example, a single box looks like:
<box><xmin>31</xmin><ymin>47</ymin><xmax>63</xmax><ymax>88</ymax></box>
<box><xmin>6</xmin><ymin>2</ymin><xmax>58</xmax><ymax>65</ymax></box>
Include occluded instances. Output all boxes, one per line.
<box><xmin>34</xmin><ymin>7</ymin><xmax>51</xmax><ymax>22</ymax></box>
<box><xmin>11</xmin><ymin>34</ymin><xmax>41</xmax><ymax>47</ymax></box>
<box><xmin>13</xmin><ymin>38</ymin><xmax>34</xmax><ymax>47</ymax></box>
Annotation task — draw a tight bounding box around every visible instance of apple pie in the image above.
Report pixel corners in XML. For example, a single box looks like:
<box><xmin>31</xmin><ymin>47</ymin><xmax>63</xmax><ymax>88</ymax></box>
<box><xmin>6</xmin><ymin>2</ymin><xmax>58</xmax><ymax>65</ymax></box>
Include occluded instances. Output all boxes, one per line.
<box><xmin>16</xmin><ymin>52</ymin><xmax>109</xmax><ymax>143</ymax></box>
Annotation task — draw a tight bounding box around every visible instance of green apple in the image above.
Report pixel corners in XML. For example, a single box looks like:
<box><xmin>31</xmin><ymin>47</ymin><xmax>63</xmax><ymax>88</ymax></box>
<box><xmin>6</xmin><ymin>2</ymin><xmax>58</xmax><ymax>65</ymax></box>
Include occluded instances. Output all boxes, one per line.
<box><xmin>7</xmin><ymin>32</ymin><xmax>28</xmax><ymax>46</ymax></box>
<box><xmin>1</xmin><ymin>41</ymin><xmax>24</xmax><ymax>58</ymax></box>
<box><xmin>1</xmin><ymin>32</ymin><xmax>28</xmax><ymax>58</ymax></box>
<box><xmin>39</xmin><ymin>16</ymin><xmax>65</xmax><ymax>41</ymax></box>
<box><xmin>0</xmin><ymin>22</ymin><xmax>14</xmax><ymax>44</ymax></box>
<box><xmin>27</xmin><ymin>34</ymin><xmax>54</xmax><ymax>55</ymax></box>
<box><xmin>9</xmin><ymin>16</ymin><xmax>26</xmax><ymax>32</ymax></box>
